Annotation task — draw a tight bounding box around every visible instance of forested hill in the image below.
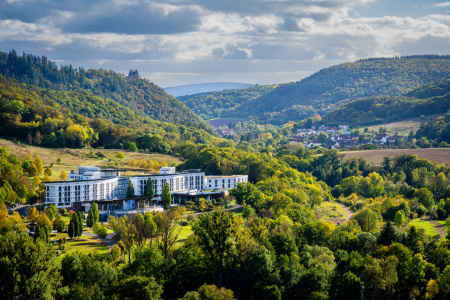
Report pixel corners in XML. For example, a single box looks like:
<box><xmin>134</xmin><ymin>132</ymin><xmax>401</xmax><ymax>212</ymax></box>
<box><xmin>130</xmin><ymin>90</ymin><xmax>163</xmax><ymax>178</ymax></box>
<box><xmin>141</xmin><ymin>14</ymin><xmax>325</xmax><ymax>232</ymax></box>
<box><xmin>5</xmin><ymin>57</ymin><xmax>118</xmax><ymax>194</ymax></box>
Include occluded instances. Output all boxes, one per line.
<box><xmin>0</xmin><ymin>50</ymin><xmax>207</xmax><ymax>128</ymax></box>
<box><xmin>226</xmin><ymin>55</ymin><xmax>450</xmax><ymax>125</ymax></box>
<box><xmin>323</xmin><ymin>76</ymin><xmax>450</xmax><ymax>126</ymax></box>
<box><xmin>0</xmin><ymin>75</ymin><xmax>217</xmax><ymax>151</ymax></box>
<box><xmin>178</xmin><ymin>85</ymin><xmax>276</xmax><ymax>120</ymax></box>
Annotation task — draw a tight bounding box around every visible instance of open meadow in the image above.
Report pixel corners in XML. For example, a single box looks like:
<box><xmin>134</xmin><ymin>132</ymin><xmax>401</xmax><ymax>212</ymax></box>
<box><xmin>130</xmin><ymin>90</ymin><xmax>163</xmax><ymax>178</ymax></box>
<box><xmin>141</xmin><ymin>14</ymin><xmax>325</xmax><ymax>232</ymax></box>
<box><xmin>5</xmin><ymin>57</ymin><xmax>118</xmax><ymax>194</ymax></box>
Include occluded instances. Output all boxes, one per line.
<box><xmin>0</xmin><ymin>137</ymin><xmax>183</xmax><ymax>181</ymax></box>
<box><xmin>342</xmin><ymin>148</ymin><xmax>450</xmax><ymax>166</ymax></box>
<box><xmin>364</xmin><ymin>113</ymin><xmax>445</xmax><ymax>136</ymax></box>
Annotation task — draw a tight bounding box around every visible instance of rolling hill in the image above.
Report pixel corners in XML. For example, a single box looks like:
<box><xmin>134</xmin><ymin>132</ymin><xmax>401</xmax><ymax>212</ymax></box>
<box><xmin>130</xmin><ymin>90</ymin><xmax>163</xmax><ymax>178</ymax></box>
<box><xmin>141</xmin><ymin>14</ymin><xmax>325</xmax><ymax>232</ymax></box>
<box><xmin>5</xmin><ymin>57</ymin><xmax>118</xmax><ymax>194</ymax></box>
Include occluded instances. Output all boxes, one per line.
<box><xmin>0</xmin><ymin>50</ymin><xmax>207</xmax><ymax>128</ymax></box>
<box><xmin>224</xmin><ymin>55</ymin><xmax>450</xmax><ymax>125</ymax></box>
<box><xmin>164</xmin><ymin>82</ymin><xmax>253</xmax><ymax>97</ymax></box>
<box><xmin>322</xmin><ymin>76</ymin><xmax>450</xmax><ymax>126</ymax></box>
<box><xmin>0</xmin><ymin>74</ymin><xmax>217</xmax><ymax>152</ymax></box>
<box><xmin>178</xmin><ymin>85</ymin><xmax>276</xmax><ymax>120</ymax></box>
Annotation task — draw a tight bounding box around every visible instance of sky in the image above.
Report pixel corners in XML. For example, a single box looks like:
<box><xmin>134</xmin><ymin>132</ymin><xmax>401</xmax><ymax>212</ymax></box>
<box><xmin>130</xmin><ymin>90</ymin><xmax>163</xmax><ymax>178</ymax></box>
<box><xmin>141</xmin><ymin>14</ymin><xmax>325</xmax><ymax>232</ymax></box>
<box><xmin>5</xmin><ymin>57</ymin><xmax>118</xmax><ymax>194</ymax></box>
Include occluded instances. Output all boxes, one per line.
<box><xmin>0</xmin><ymin>0</ymin><xmax>449</xmax><ymax>87</ymax></box>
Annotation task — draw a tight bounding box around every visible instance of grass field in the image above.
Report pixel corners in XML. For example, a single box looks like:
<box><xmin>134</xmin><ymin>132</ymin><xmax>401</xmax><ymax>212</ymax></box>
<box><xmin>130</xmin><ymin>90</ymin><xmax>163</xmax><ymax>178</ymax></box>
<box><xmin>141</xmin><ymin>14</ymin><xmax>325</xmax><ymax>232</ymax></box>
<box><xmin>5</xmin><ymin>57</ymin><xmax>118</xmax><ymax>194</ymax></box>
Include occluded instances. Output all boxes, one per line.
<box><xmin>364</xmin><ymin>113</ymin><xmax>445</xmax><ymax>136</ymax></box>
<box><xmin>342</xmin><ymin>148</ymin><xmax>450</xmax><ymax>165</ymax></box>
<box><xmin>315</xmin><ymin>202</ymin><xmax>347</xmax><ymax>221</ymax></box>
<box><xmin>51</xmin><ymin>233</ymin><xmax>110</xmax><ymax>263</ymax></box>
<box><xmin>409</xmin><ymin>219</ymin><xmax>439</xmax><ymax>237</ymax></box>
<box><xmin>0</xmin><ymin>137</ymin><xmax>183</xmax><ymax>181</ymax></box>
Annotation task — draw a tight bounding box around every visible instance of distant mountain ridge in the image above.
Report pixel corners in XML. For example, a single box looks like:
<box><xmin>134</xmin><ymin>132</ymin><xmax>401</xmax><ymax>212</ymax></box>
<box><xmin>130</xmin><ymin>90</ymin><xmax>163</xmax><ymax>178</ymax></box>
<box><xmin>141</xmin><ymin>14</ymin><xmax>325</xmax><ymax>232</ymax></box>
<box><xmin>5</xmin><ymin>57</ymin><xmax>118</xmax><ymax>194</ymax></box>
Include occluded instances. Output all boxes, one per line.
<box><xmin>0</xmin><ymin>50</ymin><xmax>208</xmax><ymax>129</ymax></box>
<box><xmin>164</xmin><ymin>82</ymin><xmax>253</xmax><ymax>97</ymax></box>
<box><xmin>222</xmin><ymin>55</ymin><xmax>450</xmax><ymax>125</ymax></box>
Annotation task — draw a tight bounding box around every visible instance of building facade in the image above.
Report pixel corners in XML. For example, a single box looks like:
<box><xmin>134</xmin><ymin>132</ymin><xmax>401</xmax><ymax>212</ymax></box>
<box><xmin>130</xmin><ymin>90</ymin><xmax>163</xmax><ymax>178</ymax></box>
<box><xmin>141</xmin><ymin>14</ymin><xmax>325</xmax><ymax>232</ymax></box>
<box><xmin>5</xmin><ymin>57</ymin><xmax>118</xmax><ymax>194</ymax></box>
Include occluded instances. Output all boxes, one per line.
<box><xmin>44</xmin><ymin>166</ymin><xmax>247</xmax><ymax>217</ymax></box>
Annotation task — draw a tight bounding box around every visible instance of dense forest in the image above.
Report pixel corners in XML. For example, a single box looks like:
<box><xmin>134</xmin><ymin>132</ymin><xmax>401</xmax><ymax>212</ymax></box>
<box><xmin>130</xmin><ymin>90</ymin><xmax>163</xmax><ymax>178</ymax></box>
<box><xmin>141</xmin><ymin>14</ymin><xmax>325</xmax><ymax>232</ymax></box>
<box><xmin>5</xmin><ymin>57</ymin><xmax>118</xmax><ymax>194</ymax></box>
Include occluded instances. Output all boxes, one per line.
<box><xmin>178</xmin><ymin>85</ymin><xmax>276</xmax><ymax>120</ymax></box>
<box><xmin>323</xmin><ymin>76</ymin><xmax>450</xmax><ymax>126</ymax></box>
<box><xmin>0</xmin><ymin>75</ymin><xmax>217</xmax><ymax>151</ymax></box>
<box><xmin>218</xmin><ymin>56</ymin><xmax>450</xmax><ymax>125</ymax></box>
<box><xmin>0</xmin><ymin>50</ymin><xmax>207</xmax><ymax>128</ymax></box>
<box><xmin>2</xmin><ymin>143</ymin><xmax>450</xmax><ymax>299</ymax></box>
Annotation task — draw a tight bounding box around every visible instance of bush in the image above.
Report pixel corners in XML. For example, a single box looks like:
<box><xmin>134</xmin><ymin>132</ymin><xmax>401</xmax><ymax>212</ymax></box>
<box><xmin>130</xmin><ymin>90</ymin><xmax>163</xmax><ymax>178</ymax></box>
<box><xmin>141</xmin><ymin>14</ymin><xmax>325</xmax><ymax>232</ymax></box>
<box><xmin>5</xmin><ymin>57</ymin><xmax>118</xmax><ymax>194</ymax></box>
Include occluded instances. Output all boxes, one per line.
<box><xmin>93</xmin><ymin>223</ymin><xmax>108</xmax><ymax>238</ymax></box>
<box><xmin>59</xmin><ymin>208</ymin><xmax>67</xmax><ymax>216</ymax></box>
<box><xmin>96</xmin><ymin>151</ymin><xmax>106</xmax><ymax>158</ymax></box>
<box><xmin>186</xmin><ymin>213</ymin><xmax>196</xmax><ymax>222</ymax></box>
<box><xmin>416</xmin><ymin>205</ymin><xmax>427</xmax><ymax>217</ymax></box>
<box><xmin>180</xmin><ymin>220</ymin><xmax>189</xmax><ymax>226</ymax></box>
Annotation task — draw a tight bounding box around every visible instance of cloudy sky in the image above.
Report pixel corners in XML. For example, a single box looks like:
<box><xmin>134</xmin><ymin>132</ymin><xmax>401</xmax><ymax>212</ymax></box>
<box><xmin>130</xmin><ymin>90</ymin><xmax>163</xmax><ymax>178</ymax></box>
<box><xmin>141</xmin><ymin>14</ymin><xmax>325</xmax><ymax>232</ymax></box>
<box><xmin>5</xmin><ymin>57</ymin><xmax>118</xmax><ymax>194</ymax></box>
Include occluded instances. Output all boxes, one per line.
<box><xmin>1</xmin><ymin>0</ymin><xmax>449</xmax><ymax>87</ymax></box>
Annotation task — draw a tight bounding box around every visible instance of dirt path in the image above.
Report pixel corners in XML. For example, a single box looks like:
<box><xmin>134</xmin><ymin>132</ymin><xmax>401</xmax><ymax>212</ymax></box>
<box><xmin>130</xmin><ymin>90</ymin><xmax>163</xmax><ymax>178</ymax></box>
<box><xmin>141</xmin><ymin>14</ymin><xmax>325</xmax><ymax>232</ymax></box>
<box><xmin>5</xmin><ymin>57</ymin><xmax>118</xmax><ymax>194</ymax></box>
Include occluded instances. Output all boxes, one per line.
<box><xmin>327</xmin><ymin>203</ymin><xmax>354</xmax><ymax>225</ymax></box>
<box><xmin>427</xmin><ymin>219</ymin><xmax>446</xmax><ymax>239</ymax></box>
<box><xmin>341</xmin><ymin>204</ymin><xmax>354</xmax><ymax>222</ymax></box>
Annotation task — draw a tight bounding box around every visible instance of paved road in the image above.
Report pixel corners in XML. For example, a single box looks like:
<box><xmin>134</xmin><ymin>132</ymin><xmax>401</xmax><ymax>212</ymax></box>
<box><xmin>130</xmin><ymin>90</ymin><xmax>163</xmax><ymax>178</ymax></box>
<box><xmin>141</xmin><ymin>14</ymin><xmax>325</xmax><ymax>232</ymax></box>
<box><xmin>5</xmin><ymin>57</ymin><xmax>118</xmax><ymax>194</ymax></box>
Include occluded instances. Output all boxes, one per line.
<box><xmin>12</xmin><ymin>204</ymin><xmax>33</xmax><ymax>217</ymax></box>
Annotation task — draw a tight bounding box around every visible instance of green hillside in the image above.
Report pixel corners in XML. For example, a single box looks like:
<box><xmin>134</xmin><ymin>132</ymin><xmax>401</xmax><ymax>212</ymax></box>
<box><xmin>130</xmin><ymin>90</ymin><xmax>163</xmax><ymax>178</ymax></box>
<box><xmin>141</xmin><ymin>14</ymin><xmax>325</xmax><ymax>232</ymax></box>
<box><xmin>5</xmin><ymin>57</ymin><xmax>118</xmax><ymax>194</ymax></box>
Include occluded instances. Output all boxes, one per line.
<box><xmin>178</xmin><ymin>84</ymin><xmax>276</xmax><ymax>120</ymax></box>
<box><xmin>323</xmin><ymin>76</ymin><xmax>450</xmax><ymax>126</ymax></box>
<box><xmin>0</xmin><ymin>50</ymin><xmax>207</xmax><ymax>128</ymax></box>
<box><xmin>0</xmin><ymin>75</ymin><xmax>217</xmax><ymax>152</ymax></box>
<box><xmin>226</xmin><ymin>56</ymin><xmax>450</xmax><ymax>125</ymax></box>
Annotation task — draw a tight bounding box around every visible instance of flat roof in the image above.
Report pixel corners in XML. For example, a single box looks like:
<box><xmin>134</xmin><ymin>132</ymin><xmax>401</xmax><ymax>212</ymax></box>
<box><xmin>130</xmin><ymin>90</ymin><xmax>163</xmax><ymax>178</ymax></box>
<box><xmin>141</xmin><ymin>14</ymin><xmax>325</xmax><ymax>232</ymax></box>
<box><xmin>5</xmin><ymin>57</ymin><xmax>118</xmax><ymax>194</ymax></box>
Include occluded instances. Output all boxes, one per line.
<box><xmin>206</xmin><ymin>175</ymin><xmax>247</xmax><ymax>178</ymax></box>
<box><xmin>45</xmin><ymin>176</ymin><xmax>118</xmax><ymax>184</ymax></box>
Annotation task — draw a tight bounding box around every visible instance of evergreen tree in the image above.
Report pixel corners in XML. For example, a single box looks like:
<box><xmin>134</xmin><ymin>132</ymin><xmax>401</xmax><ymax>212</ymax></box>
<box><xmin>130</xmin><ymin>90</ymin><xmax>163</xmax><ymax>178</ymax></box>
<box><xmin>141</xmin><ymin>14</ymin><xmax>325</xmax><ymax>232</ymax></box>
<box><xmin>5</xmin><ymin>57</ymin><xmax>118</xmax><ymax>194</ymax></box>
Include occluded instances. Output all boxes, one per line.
<box><xmin>161</xmin><ymin>182</ymin><xmax>172</xmax><ymax>210</ymax></box>
<box><xmin>378</xmin><ymin>221</ymin><xmax>397</xmax><ymax>246</ymax></box>
<box><xmin>86</xmin><ymin>211</ymin><xmax>95</xmax><ymax>229</ymax></box>
<box><xmin>406</xmin><ymin>225</ymin><xmax>421</xmax><ymax>252</ymax></box>
<box><xmin>126</xmin><ymin>180</ymin><xmax>135</xmax><ymax>198</ymax></box>
<box><xmin>77</xmin><ymin>212</ymin><xmax>83</xmax><ymax>237</ymax></box>
<box><xmin>68</xmin><ymin>220</ymin><xmax>74</xmax><ymax>239</ymax></box>
<box><xmin>144</xmin><ymin>178</ymin><xmax>154</xmax><ymax>200</ymax></box>
<box><xmin>86</xmin><ymin>203</ymin><xmax>99</xmax><ymax>229</ymax></box>
<box><xmin>69</xmin><ymin>212</ymin><xmax>79</xmax><ymax>238</ymax></box>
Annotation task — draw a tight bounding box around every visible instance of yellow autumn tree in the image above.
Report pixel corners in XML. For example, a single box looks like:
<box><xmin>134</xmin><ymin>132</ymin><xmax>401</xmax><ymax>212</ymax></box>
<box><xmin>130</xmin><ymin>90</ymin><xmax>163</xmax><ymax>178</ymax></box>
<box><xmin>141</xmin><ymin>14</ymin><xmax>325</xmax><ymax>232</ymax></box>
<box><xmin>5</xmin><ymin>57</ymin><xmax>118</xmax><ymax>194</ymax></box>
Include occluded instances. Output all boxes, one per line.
<box><xmin>129</xmin><ymin>159</ymin><xmax>137</xmax><ymax>169</ymax></box>
<box><xmin>139</xmin><ymin>159</ymin><xmax>147</xmax><ymax>169</ymax></box>
<box><xmin>425</xmin><ymin>279</ymin><xmax>439</xmax><ymax>299</ymax></box>
<box><xmin>152</xmin><ymin>161</ymin><xmax>160</xmax><ymax>170</ymax></box>
<box><xmin>27</xmin><ymin>206</ymin><xmax>40</xmax><ymax>222</ymax></box>
<box><xmin>147</xmin><ymin>159</ymin><xmax>153</xmax><ymax>170</ymax></box>
<box><xmin>59</xmin><ymin>170</ymin><xmax>68</xmax><ymax>180</ymax></box>
<box><xmin>161</xmin><ymin>161</ymin><xmax>168</xmax><ymax>167</ymax></box>
<box><xmin>34</xmin><ymin>155</ymin><xmax>44</xmax><ymax>173</ymax></box>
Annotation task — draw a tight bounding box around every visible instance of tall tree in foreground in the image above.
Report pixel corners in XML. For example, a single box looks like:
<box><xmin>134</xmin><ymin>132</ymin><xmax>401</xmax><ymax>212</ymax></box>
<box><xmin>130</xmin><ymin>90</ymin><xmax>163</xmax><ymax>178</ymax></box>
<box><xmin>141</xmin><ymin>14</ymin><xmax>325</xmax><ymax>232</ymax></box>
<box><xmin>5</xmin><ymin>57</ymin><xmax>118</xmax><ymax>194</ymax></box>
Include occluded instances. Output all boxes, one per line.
<box><xmin>161</xmin><ymin>182</ymin><xmax>171</xmax><ymax>210</ymax></box>
<box><xmin>193</xmin><ymin>209</ymin><xmax>240</xmax><ymax>288</ymax></box>
<box><xmin>0</xmin><ymin>232</ymin><xmax>60</xmax><ymax>299</ymax></box>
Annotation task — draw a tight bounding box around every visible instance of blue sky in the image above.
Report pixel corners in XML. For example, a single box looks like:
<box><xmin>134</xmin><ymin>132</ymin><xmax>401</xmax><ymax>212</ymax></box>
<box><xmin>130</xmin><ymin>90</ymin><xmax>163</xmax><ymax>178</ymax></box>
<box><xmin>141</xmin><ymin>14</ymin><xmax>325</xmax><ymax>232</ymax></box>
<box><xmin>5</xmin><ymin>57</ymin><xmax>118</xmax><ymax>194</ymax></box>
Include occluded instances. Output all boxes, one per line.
<box><xmin>0</xmin><ymin>0</ymin><xmax>449</xmax><ymax>87</ymax></box>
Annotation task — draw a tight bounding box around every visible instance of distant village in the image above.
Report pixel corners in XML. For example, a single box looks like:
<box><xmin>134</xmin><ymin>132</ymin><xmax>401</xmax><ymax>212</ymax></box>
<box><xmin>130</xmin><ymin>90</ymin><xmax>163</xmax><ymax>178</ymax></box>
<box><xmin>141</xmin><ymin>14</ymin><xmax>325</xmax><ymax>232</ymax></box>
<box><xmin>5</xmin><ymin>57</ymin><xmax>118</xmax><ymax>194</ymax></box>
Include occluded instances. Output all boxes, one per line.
<box><xmin>290</xmin><ymin>124</ymin><xmax>399</xmax><ymax>149</ymax></box>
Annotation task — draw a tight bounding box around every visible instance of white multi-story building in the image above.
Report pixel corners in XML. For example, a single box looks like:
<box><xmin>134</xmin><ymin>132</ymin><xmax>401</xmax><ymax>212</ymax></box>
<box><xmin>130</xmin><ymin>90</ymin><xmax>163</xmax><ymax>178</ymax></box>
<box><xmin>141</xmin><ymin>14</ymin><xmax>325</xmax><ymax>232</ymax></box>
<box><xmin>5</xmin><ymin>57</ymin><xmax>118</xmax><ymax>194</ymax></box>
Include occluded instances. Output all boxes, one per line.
<box><xmin>44</xmin><ymin>166</ymin><xmax>246</xmax><ymax>216</ymax></box>
<box><xmin>205</xmin><ymin>175</ymin><xmax>248</xmax><ymax>189</ymax></box>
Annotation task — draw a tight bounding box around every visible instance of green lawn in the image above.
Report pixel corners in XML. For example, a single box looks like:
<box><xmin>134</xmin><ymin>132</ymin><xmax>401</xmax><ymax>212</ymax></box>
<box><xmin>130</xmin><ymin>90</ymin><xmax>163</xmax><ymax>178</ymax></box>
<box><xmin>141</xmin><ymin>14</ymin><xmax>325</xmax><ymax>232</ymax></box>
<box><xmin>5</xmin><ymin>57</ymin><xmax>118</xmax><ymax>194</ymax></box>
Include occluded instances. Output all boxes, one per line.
<box><xmin>436</xmin><ymin>220</ymin><xmax>446</xmax><ymax>226</ymax></box>
<box><xmin>176</xmin><ymin>225</ymin><xmax>193</xmax><ymax>244</ymax></box>
<box><xmin>51</xmin><ymin>232</ymin><xmax>110</xmax><ymax>263</ymax></box>
<box><xmin>409</xmin><ymin>219</ymin><xmax>439</xmax><ymax>237</ymax></box>
<box><xmin>315</xmin><ymin>201</ymin><xmax>347</xmax><ymax>220</ymax></box>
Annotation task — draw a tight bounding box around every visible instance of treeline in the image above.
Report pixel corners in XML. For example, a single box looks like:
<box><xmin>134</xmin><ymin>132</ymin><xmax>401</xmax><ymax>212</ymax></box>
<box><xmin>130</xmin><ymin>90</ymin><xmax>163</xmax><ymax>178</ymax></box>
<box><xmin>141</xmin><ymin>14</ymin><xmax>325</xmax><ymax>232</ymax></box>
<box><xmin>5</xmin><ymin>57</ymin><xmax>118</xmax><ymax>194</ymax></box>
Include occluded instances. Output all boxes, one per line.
<box><xmin>178</xmin><ymin>85</ymin><xmax>276</xmax><ymax>120</ymax></box>
<box><xmin>225</xmin><ymin>56</ymin><xmax>450</xmax><ymax>124</ymax></box>
<box><xmin>0</xmin><ymin>50</ymin><xmax>208</xmax><ymax>128</ymax></box>
<box><xmin>415</xmin><ymin>113</ymin><xmax>450</xmax><ymax>147</ymax></box>
<box><xmin>0</xmin><ymin>75</ymin><xmax>217</xmax><ymax>152</ymax></box>
<box><xmin>323</xmin><ymin>76</ymin><xmax>450</xmax><ymax>126</ymax></box>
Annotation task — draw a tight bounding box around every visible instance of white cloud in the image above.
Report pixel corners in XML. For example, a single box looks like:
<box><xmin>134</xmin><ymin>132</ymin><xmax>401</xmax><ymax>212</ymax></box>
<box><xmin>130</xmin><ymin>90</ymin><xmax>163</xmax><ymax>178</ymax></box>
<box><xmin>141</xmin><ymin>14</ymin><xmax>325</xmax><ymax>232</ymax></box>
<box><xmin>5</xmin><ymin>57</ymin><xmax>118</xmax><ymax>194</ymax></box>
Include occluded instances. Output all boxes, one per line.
<box><xmin>434</xmin><ymin>2</ymin><xmax>450</xmax><ymax>8</ymax></box>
